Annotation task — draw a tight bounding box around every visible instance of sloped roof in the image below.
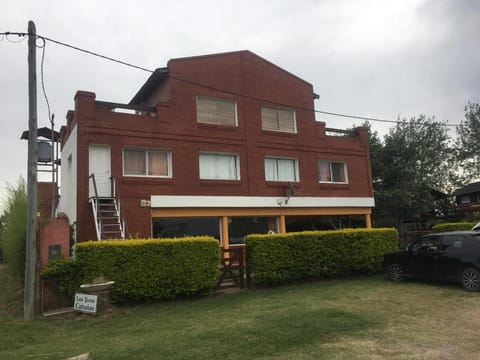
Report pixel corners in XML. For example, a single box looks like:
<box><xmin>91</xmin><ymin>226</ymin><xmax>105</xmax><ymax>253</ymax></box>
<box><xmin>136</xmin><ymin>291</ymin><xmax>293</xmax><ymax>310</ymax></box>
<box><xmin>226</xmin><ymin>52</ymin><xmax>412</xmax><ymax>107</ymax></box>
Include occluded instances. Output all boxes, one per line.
<box><xmin>20</xmin><ymin>127</ymin><xmax>60</xmax><ymax>141</ymax></box>
<box><xmin>129</xmin><ymin>50</ymin><xmax>320</xmax><ymax>105</ymax></box>
<box><xmin>454</xmin><ymin>182</ymin><xmax>480</xmax><ymax>196</ymax></box>
<box><xmin>129</xmin><ymin>67</ymin><xmax>168</xmax><ymax>105</ymax></box>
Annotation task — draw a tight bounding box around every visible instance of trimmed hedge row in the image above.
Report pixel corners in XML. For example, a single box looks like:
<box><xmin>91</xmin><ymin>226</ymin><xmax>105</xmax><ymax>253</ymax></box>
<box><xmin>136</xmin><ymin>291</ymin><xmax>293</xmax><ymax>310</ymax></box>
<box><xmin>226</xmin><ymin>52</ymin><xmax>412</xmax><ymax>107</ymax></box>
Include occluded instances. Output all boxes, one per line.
<box><xmin>41</xmin><ymin>257</ymin><xmax>83</xmax><ymax>298</ymax></box>
<box><xmin>431</xmin><ymin>222</ymin><xmax>477</xmax><ymax>232</ymax></box>
<box><xmin>246</xmin><ymin>228</ymin><xmax>398</xmax><ymax>285</ymax></box>
<box><xmin>42</xmin><ymin>237</ymin><xmax>221</xmax><ymax>303</ymax></box>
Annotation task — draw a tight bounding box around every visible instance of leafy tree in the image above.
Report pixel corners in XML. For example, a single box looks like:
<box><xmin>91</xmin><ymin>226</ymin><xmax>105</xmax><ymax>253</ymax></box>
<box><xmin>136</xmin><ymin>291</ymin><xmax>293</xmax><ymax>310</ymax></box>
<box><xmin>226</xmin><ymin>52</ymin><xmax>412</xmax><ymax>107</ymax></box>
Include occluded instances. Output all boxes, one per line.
<box><xmin>0</xmin><ymin>178</ymin><xmax>27</xmax><ymax>279</ymax></box>
<box><xmin>456</xmin><ymin>102</ymin><xmax>480</xmax><ymax>182</ymax></box>
<box><xmin>0</xmin><ymin>215</ymin><xmax>4</xmax><ymax>262</ymax></box>
<box><xmin>366</xmin><ymin>116</ymin><xmax>453</xmax><ymax>228</ymax></box>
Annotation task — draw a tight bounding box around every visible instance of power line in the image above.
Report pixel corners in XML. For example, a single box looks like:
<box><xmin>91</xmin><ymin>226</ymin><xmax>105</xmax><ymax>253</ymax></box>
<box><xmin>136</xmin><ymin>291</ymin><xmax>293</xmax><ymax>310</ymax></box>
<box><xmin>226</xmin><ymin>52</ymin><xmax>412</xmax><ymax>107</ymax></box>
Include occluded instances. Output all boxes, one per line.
<box><xmin>170</xmin><ymin>75</ymin><xmax>462</xmax><ymax>127</ymax></box>
<box><xmin>37</xmin><ymin>37</ymin><xmax>52</xmax><ymax>123</ymax></box>
<box><xmin>1</xmin><ymin>31</ymin><xmax>463</xmax><ymax>127</ymax></box>
<box><xmin>1</xmin><ymin>31</ymin><xmax>154</xmax><ymax>73</ymax></box>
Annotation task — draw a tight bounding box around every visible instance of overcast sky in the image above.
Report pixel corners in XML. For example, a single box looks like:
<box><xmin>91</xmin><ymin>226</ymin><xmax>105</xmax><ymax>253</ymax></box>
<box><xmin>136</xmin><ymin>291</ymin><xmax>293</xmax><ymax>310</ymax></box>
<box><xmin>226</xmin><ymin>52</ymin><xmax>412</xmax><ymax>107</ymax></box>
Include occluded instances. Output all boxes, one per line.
<box><xmin>1</xmin><ymin>0</ymin><xmax>479</xmax><ymax>212</ymax></box>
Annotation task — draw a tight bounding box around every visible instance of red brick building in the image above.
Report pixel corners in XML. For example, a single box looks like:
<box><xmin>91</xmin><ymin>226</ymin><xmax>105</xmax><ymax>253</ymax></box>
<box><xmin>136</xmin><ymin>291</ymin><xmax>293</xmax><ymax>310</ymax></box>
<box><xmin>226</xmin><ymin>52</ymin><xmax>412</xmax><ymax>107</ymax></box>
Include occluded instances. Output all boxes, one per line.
<box><xmin>58</xmin><ymin>50</ymin><xmax>374</xmax><ymax>247</ymax></box>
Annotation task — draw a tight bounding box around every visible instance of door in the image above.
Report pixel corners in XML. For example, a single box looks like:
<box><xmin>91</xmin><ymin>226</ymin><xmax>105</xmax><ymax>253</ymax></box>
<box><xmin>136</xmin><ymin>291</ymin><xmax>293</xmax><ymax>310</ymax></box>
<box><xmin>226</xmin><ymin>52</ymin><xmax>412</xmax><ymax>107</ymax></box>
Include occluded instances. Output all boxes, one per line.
<box><xmin>437</xmin><ymin>235</ymin><xmax>469</xmax><ymax>280</ymax></box>
<box><xmin>89</xmin><ymin>144</ymin><xmax>111</xmax><ymax>197</ymax></box>
<box><xmin>408</xmin><ymin>236</ymin><xmax>441</xmax><ymax>279</ymax></box>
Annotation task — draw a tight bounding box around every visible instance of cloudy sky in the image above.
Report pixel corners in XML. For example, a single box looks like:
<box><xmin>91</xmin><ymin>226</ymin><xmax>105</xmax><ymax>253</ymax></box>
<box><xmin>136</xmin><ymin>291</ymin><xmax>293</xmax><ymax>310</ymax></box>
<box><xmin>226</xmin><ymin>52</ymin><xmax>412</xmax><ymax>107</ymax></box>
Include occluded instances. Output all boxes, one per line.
<box><xmin>1</xmin><ymin>0</ymin><xmax>479</xmax><ymax>212</ymax></box>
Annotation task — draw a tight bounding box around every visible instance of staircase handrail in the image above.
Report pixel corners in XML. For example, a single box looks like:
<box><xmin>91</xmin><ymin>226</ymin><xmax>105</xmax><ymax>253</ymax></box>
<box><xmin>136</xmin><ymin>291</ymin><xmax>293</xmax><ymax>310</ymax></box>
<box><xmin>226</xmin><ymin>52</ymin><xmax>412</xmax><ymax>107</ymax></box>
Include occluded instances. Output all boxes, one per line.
<box><xmin>88</xmin><ymin>173</ymin><xmax>104</xmax><ymax>239</ymax></box>
<box><xmin>111</xmin><ymin>176</ymin><xmax>129</xmax><ymax>239</ymax></box>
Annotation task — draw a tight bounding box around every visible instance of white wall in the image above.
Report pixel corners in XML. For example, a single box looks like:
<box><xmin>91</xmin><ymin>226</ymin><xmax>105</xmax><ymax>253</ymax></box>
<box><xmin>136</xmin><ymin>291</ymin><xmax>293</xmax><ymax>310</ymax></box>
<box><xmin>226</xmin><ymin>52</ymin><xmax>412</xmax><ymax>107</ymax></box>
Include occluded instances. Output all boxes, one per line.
<box><xmin>57</xmin><ymin>125</ymin><xmax>77</xmax><ymax>225</ymax></box>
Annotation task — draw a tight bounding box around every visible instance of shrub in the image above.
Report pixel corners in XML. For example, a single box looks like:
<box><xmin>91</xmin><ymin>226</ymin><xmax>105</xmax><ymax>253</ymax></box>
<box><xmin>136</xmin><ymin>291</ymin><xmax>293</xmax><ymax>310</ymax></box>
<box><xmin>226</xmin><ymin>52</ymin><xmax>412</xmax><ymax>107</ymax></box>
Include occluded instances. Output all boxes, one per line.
<box><xmin>74</xmin><ymin>237</ymin><xmax>220</xmax><ymax>303</ymax></box>
<box><xmin>431</xmin><ymin>222</ymin><xmax>477</xmax><ymax>232</ymax></box>
<box><xmin>0</xmin><ymin>178</ymin><xmax>27</xmax><ymax>280</ymax></box>
<box><xmin>246</xmin><ymin>228</ymin><xmax>398</xmax><ymax>285</ymax></box>
<box><xmin>41</xmin><ymin>257</ymin><xmax>83</xmax><ymax>298</ymax></box>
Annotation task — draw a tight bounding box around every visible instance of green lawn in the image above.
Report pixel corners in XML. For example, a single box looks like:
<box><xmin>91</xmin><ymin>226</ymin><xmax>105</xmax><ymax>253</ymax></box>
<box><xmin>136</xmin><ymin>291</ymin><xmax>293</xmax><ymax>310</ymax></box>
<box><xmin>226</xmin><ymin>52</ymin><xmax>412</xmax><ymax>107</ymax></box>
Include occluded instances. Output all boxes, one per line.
<box><xmin>1</xmin><ymin>264</ymin><xmax>479</xmax><ymax>359</ymax></box>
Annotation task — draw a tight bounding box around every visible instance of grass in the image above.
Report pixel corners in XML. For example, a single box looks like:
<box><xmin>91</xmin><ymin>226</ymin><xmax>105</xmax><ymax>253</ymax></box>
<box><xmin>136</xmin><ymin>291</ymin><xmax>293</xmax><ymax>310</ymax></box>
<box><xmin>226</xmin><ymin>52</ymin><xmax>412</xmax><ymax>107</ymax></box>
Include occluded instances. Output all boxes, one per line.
<box><xmin>1</xmin><ymin>264</ymin><xmax>479</xmax><ymax>359</ymax></box>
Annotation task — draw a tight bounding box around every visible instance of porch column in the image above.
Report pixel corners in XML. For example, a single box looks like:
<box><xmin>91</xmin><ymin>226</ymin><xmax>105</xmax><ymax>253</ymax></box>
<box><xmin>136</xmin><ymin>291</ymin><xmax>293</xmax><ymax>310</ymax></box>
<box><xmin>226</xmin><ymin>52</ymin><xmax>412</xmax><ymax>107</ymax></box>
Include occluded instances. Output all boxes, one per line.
<box><xmin>365</xmin><ymin>214</ymin><xmax>372</xmax><ymax>229</ymax></box>
<box><xmin>279</xmin><ymin>215</ymin><xmax>286</xmax><ymax>234</ymax></box>
<box><xmin>220</xmin><ymin>216</ymin><xmax>229</xmax><ymax>249</ymax></box>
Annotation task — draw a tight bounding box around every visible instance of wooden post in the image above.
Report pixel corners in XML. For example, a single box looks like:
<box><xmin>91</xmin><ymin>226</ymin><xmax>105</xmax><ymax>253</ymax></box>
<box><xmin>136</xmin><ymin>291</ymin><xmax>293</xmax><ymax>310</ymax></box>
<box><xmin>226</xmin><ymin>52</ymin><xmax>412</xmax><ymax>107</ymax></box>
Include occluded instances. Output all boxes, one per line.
<box><xmin>365</xmin><ymin>214</ymin><xmax>372</xmax><ymax>229</ymax></box>
<box><xmin>25</xmin><ymin>20</ymin><xmax>38</xmax><ymax>321</ymax></box>
<box><xmin>279</xmin><ymin>215</ymin><xmax>286</xmax><ymax>233</ymax></box>
<box><xmin>220</xmin><ymin>216</ymin><xmax>229</xmax><ymax>249</ymax></box>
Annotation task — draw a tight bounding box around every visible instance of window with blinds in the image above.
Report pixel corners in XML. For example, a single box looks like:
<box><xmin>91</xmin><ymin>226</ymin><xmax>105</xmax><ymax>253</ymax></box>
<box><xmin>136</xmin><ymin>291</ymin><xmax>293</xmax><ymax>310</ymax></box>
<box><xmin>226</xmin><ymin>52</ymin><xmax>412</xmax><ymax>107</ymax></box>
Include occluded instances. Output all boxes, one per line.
<box><xmin>261</xmin><ymin>106</ymin><xmax>296</xmax><ymax>133</ymax></box>
<box><xmin>318</xmin><ymin>160</ymin><xmax>348</xmax><ymax>183</ymax></box>
<box><xmin>199</xmin><ymin>152</ymin><xmax>240</xmax><ymax>180</ymax></box>
<box><xmin>264</xmin><ymin>157</ymin><xmax>299</xmax><ymax>182</ymax></box>
<box><xmin>124</xmin><ymin>148</ymin><xmax>171</xmax><ymax>177</ymax></box>
<box><xmin>196</xmin><ymin>96</ymin><xmax>237</xmax><ymax>126</ymax></box>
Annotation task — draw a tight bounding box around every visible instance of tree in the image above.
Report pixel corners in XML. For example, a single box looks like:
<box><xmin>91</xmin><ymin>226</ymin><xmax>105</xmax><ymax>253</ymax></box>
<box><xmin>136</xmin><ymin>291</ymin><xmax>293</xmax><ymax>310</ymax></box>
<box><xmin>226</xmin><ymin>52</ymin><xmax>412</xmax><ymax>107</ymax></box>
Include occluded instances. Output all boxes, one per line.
<box><xmin>0</xmin><ymin>215</ymin><xmax>4</xmax><ymax>262</ymax></box>
<box><xmin>0</xmin><ymin>178</ymin><xmax>27</xmax><ymax>279</ymax></box>
<box><xmin>367</xmin><ymin>116</ymin><xmax>453</xmax><ymax>229</ymax></box>
<box><xmin>456</xmin><ymin>102</ymin><xmax>480</xmax><ymax>182</ymax></box>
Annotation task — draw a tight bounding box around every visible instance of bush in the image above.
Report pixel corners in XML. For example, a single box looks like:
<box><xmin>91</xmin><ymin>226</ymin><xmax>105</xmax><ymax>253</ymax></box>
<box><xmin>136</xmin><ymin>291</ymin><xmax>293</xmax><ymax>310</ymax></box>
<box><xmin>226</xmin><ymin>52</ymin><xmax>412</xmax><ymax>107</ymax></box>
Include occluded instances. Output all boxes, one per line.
<box><xmin>41</xmin><ymin>257</ymin><xmax>83</xmax><ymax>298</ymax></box>
<box><xmin>246</xmin><ymin>228</ymin><xmax>398</xmax><ymax>285</ymax></box>
<box><xmin>431</xmin><ymin>222</ymin><xmax>477</xmax><ymax>232</ymax></box>
<box><xmin>0</xmin><ymin>178</ymin><xmax>27</xmax><ymax>280</ymax></box>
<box><xmin>74</xmin><ymin>237</ymin><xmax>220</xmax><ymax>303</ymax></box>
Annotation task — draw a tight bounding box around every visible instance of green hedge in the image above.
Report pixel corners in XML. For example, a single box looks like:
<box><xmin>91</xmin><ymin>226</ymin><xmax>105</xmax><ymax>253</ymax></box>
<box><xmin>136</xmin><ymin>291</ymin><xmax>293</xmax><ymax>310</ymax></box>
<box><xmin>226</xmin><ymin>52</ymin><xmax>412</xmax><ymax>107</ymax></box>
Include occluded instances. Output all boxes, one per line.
<box><xmin>431</xmin><ymin>222</ymin><xmax>477</xmax><ymax>232</ymax></box>
<box><xmin>246</xmin><ymin>228</ymin><xmax>398</xmax><ymax>285</ymax></box>
<box><xmin>41</xmin><ymin>257</ymin><xmax>83</xmax><ymax>298</ymax></box>
<box><xmin>42</xmin><ymin>236</ymin><xmax>220</xmax><ymax>303</ymax></box>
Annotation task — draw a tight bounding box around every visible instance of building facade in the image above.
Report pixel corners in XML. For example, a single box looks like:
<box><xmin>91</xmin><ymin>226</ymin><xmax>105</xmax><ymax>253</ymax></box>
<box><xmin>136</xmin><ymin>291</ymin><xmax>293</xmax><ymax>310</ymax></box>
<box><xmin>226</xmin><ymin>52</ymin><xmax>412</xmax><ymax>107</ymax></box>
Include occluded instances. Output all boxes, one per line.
<box><xmin>455</xmin><ymin>182</ymin><xmax>480</xmax><ymax>221</ymax></box>
<box><xmin>58</xmin><ymin>50</ymin><xmax>374</xmax><ymax>247</ymax></box>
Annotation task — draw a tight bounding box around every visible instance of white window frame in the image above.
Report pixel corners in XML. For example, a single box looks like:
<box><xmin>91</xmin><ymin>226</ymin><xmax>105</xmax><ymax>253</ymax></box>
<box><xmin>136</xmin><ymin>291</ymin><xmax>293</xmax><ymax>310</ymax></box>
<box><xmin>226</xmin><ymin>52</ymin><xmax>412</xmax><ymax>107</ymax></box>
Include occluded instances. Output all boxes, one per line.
<box><xmin>199</xmin><ymin>152</ymin><xmax>240</xmax><ymax>180</ymax></box>
<box><xmin>261</xmin><ymin>106</ymin><xmax>297</xmax><ymax>133</ymax></box>
<box><xmin>318</xmin><ymin>160</ymin><xmax>348</xmax><ymax>184</ymax></box>
<box><xmin>123</xmin><ymin>147</ymin><xmax>172</xmax><ymax>178</ymax></box>
<box><xmin>196</xmin><ymin>96</ymin><xmax>238</xmax><ymax>127</ymax></box>
<box><xmin>264</xmin><ymin>156</ymin><xmax>299</xmax><ymax>182</ymax></box>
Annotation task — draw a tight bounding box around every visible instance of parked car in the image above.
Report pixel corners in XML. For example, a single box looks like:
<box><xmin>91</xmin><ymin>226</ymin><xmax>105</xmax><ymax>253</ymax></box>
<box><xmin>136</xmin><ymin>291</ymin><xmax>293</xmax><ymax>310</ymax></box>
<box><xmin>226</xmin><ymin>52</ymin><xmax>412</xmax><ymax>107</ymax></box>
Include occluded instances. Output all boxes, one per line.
<box><xmin>472</xmin><ymin>222</ymin><xmax>480</xmax><ymax>232</ymax></box>
<box><xmin>383</xmin><ymin>231</ymin><xmax>480</xmax><ymax>291</ymax></box>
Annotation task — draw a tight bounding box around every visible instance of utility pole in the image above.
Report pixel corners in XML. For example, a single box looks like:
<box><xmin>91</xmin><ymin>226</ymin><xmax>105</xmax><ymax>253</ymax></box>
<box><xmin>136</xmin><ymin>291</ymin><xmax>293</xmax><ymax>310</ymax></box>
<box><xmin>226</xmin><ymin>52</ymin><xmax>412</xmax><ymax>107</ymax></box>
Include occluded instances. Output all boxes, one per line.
<box><xmin>51</xmin><ymin>113</ymin><xmax>56</xmax><ymax>219</ymax></box>
<box><xmin>24</xmin><ymin>20</ymin><xmax>38</xmax><ymax>321</ymax></box>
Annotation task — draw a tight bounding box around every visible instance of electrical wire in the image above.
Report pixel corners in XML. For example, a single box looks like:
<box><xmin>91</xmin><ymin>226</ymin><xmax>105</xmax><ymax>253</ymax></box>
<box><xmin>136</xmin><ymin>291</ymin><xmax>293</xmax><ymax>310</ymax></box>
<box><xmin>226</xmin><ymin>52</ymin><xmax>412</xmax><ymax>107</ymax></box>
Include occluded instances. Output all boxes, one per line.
<box><xmin>37</xmin><ymin>37</ymin><xmax>52</xmax><ymax>124</ymax></box>
<box><xmin>170</xmin><ymin>75</ymin><xmax>461</xmax><ymax>127</ymax></box>
<box><xmin>0</xmin><ymin>31</ymin><xmax>463</xmax><ymax>127</ymax></box>
<box><xmin>3</xmin><ymin>33</ymin><xmax>26</xmax><ymax>43</ymax></box>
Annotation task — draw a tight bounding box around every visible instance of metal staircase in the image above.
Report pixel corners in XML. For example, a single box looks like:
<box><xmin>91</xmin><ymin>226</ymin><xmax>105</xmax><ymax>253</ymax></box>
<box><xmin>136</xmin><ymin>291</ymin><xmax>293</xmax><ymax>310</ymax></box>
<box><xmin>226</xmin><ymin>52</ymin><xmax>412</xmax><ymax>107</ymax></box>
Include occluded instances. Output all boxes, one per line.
<box><xmin>89</xmin><ymin>174</ymin><xmax>128</xmax><ymax>240</ymax></box>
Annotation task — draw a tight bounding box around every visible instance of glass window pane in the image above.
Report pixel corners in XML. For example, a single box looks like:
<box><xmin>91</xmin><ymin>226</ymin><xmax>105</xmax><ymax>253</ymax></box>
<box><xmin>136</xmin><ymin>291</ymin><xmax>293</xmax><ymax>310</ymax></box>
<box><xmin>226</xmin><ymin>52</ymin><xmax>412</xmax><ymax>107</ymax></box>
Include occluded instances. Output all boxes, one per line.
<box><xmin>265</xmin><ymin>157</ymin><xmax>297</xmax><ymax>182</ymax></box>
<box><xmin>229</xmin><ymin>217</ymin><xmax>277</xmax><ymax>244</ymax></box>
<box><xmin>264</xmin><ymin>158</ymin><xmax>277</xmax><ymax>181</ymax></box>
<box><xmin>152</xmin><ymin>217</ymin><xmax>220</xmax><ymax>240</ymax></box>
<box><xmin>200</xmin><ymin>153</ymin><xmax>238</xmax><ymax>180</ymax></box>
<box><xmin>197</xmin><ymin>97</ymin><xmax>236</xmax><ymax>126</ymax></box>
<box><xmin>148</xmin><ymin>151</ymin><xmax>168</xmax><ymax>176</ymax></box>
<box><xmin>318</xmin><ymin>160</ymin><xmax>347</xmax><ymax>183</ymax></box>
<box><xmin>261</xmin><ymin>107</ymin><xmax>295</xmax><ymax>133</ymax></box>
<box><xmin>197</xmin><ymin>98</ymin><xmax>217</xmax><ymax>125</ymax></box>
<box><xmin>124</xmin><ymin>149</ymin><xmax>146</xmax><ymax>175</ymax></box>
<box><xmin>277</xmin><ymin>159</ymin><xmax>296</xmax><ymax>181</ymax></box>
<box><xmin>261</xmin><ymin>107</ymin><xmax>278</xmax><ymax>131</ymax></box>
<box><xmin>318</xmin><ymin>161</ymin><xmax>331</xmax><ymax>182</ymax></box>
<box><xmin>331</xmin><ymin>162</ymin><xmax>345</xmax><ymax>182</ymax></box>
<box><xmin>277</xmin><ymin>109</ymin><xmax>295</xmax><ymax>132</ymax></box>
<box><xmin>215</xmin><ymin>100</ymin><xmax>236</xmax><ymax>126</ymax></box>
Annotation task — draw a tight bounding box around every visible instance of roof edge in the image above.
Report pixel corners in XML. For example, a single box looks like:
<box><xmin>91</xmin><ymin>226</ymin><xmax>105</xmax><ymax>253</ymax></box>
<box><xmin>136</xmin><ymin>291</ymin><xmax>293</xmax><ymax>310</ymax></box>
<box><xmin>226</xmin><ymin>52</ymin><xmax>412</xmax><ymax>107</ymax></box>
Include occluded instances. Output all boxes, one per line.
<box><xmin>129</xmin><ymin>67</ymin><xmax>168</xmax><ymax>105</ymax></box>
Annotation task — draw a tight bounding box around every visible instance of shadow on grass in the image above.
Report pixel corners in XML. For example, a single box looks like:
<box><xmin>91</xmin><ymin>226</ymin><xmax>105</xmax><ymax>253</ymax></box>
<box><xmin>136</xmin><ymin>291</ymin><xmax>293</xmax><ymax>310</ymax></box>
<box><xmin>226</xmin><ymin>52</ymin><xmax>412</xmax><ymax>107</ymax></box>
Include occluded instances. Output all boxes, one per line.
<box><xmin>109</xmin><ymin>308</ymin><xmax>378</xmax><ymax>360</ymax></box>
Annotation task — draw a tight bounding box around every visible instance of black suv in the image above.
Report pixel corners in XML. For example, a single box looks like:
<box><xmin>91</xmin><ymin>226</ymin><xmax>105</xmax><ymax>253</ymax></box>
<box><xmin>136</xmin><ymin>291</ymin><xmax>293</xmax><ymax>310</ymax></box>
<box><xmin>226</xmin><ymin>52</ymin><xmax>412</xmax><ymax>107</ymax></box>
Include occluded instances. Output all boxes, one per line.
<box><xmin>383</xmin><ymin>231</ymin><xmax>480</xmax><ymax>291</ymax></box>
